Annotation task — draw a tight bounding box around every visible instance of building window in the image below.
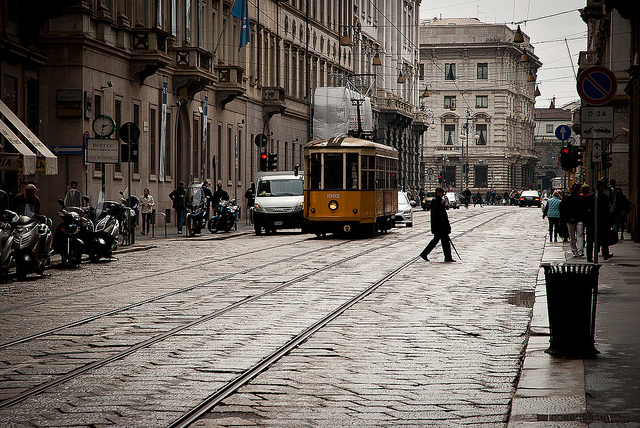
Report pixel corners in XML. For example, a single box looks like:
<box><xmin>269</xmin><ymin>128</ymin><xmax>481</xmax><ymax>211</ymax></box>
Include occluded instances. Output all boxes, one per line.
<box><xmin>115</xmin><ymin>99</ymin><xmax>122</xmax><ymax>173</ymax></box>
<box><xmin>165</xmin><ymin>113</ymin><xmax>172</xmax><ymax>178</ymax></box>
<box><xmin>150</xmin><ymin>107</ymin><xmax>157</xmax><ymax>176</ymax></box>
<box><xmin>477</xmin><ymin>63</ymin><xmax>488</xmax><ymax>79</ymax></box>
<box><xmin>193</xmin><ymin>118</ymin><xmax>199</xmax><ymax>178</ymax></box>
<box><xmin>476</xmin><ymin>95</ymin><xmax>488</xmax><ymax>108</ymax></box>
<box><xmin>476</xmin><ymin>124</ymin><xmax>487</xmax><ymax>145</ymax></box>
<box><xmin>474</xmin><ymin>165</ymin><xmax>488</xmax><ymax>187</ymax></box>
<box><xmin>133</xmin><ymin>103</ymin><xmax>140</xmax><ymax>174</ymax></box>
<box><xmin>228</xmin><ymin>126</ymin><xmax>233</xmax><ymax>181</ymax></box>
<box><xmin>444</xmin><ymin>125</ymin><xmax>456</xmax><ymax>145</ymax></box>
<box><xmin>445</xmin><ymin>63</ymin><xmax>456</xmax><ymax>80</ymax></box>
<box><xmin>546</xmin><ymin>124</ymin><xmax>554</xmax><ymax>133</ymax></box>
<box><xmin>444</xmin><ymin>96</ymin><xmax>456</xmax><ymax>110</ymax></box>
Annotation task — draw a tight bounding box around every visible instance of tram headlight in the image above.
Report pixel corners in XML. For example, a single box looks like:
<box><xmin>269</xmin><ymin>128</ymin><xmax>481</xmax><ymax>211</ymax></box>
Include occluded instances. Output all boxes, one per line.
<box><xmin>328</xmin><ymin>200</ymin><xmax>339</xmax><ymax>211</ymax></box>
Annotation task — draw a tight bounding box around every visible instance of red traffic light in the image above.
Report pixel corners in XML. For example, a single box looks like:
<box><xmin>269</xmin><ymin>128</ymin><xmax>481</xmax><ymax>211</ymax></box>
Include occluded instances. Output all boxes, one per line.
<box><xmin>261</xmin><ymin>153</ymin><xmax>268</xmax><ymax>160</ymax></box>
<box><xmin>562</xmin><ymin>148</ymin><xmax>570</xmax><ymax>154</ymax></box>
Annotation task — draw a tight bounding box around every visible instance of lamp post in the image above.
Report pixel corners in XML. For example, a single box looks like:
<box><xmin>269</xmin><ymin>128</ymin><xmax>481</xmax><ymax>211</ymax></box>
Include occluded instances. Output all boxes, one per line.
<box><xmin>459</xmin><ymin>109</ymin><xmax>478</xmax><ymax>192</ymax></box>
<box><xmin>418</xmin><ymin>102</ymin><xmax>436</xmax><ymax>190</ymax></box>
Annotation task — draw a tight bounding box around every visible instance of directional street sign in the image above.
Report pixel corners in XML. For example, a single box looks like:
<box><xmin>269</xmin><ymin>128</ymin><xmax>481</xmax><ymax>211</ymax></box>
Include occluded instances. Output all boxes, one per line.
<box><xmin>581</xmin><ymin>106</ymin><xmax>613</xmax><ymax>123</ymax></box>
<box><xmin>554</xmin><ymin>125</ymin><xmax>572</xmax><ymax>141</ymax></box>
<box><xmin>577</xmin><ymin>66</ymin><xmax>617</xmax><ymax>106</ymax></box>
<box><xmin>592</xmin><ymin>140</ymin><xmax>602</xmax><ymax>163</ymax></box>
<box><xmin>582</xmin><ymin>122</ymin><xmax>614</xmax><ymax>139</ymax></box>
<box><xmin>52</xmin><ymin>145</ymin><xmax>83</xmax><ymax>155</ymax></box>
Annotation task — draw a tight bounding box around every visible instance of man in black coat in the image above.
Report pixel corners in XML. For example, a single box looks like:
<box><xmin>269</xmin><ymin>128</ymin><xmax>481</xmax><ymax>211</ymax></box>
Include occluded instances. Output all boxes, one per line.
<box><xmin>420</xmin><ymin>187</ymin><xmax>454</xmax><ymax>262</ymax></box>
<box><xmin>585</xmin><ymin>180</ymin><xmax>613</xmax><ymax>261</ymax></box>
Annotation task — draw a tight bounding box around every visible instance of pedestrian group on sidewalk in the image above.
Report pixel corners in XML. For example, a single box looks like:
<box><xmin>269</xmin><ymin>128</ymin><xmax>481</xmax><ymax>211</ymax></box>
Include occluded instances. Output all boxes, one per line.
<box><xmin>542</xmin><ymin>178</ymin><xmax>630</xmax><ymax>262</ymax></box>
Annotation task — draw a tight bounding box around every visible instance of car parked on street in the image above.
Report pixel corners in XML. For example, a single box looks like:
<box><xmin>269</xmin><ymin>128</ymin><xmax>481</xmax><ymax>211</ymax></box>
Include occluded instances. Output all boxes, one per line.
<box><xmin>519</xmin><ymin>190</ymin><xmax>542</xmax><ymax>207</ymax></box>
<box><xmin>395</xmin><ymin>191</ymin><xmax>414</xmax><ymax>227</ymax></box>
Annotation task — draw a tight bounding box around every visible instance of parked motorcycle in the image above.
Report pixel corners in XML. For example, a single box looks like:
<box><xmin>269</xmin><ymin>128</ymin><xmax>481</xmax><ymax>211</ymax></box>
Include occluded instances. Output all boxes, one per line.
<box><xmin>52</xmin><ymin>198</ymin><xmax>92</xmax><ymax>268</ymax></box>
<box><xmin>185</xmin><ymin>183</ymin><xmax>209</xmax><ymax>237</ymax></box>
<box><xmin>0</xmin><ymin>210</ymin><xmax>17</xmax><ymax>280</ymax></box>
<box><xmin>11</xmin><ymin>204</ymin><xmax>53</xmax><ymax>279</ymax></box>
<box><xmin>85</xmin><ymin>197</ymin><xmax>121</xmax><ymax>262</ymax></box>
<box><xmin>208</xmin><ymin>199</ymin><xmax>238</xmax><ymax>233</ymax></box>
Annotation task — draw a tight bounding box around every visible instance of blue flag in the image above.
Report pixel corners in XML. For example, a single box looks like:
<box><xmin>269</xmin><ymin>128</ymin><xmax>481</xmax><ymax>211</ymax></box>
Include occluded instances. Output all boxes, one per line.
<box><xmin>231</xmin><ymin>0</ymin><xmax>250</xmax><ymax>50</ymax></box>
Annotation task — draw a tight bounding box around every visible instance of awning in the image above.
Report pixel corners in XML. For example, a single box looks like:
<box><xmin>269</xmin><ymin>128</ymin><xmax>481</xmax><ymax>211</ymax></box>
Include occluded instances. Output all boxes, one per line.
<box><xmin>0</xmin><ymin>99</ymin><xmax>57</xmax><ymax>175</ymax></box>
<box><xmin>0</xmin><ymin>120</ymin><xmax>36</xmax><ymax>175</ymax></box>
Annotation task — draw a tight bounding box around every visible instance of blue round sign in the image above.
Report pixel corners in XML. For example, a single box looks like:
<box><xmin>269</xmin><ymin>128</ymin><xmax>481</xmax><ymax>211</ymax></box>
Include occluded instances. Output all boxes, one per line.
<box><xmin>555</xmin><ymin>125</ymin><xmax>571</xmax><ymax>141</ymax></box>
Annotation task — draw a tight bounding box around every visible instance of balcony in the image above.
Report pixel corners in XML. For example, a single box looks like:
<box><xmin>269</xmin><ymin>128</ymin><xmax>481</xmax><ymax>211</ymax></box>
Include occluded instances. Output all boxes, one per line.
<box><xmin>216</xmin><ymin>65</ymin><xmax>246</xmax><ymax>109</ymax></box>
<box><xmin>262</xmin><ymin>87</ymin><xmax>286</xmax><ymax>118</ymax></box>
<box><xmin>578</xmin><ymin>50</ymin><xmax>599</xmax><ymax>69</ymax></box>
<box><xmin>170</xmin><ymin>46</ymin><xmax>215</xmax><ymax>98</ymax></box>
<box><xmin>130</xmin><ymin>28</ymin><xmax>172</xmax><ymax>83</ymax></box>
<box><xmin>377</xmin><ymin>90</ymin><xmax>414</xmax><ymax>124</ymax></box>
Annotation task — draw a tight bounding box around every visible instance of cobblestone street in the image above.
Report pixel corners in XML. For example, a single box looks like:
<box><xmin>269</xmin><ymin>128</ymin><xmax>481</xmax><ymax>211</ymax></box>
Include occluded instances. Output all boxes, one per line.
<box><xmin>0</xmin><ymin>206</ymin><xmax>547</xmax><ymax>427</ymax></box>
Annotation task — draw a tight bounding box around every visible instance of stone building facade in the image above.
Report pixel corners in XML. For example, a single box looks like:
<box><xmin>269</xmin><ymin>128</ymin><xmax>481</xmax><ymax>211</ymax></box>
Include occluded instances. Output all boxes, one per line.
<box><xmin>419</xmin><ymin>18</ymin><xmax>541</xmax><ymax>194</ymax></box>
<box><xmin>1</xmin><ymin>0</ymin><xmax>422</xmax><ymax>221</ymax></box>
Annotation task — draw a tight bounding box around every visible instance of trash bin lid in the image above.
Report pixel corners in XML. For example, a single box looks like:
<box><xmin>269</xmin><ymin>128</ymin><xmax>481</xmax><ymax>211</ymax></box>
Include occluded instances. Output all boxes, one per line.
<box><xmin>541</xmin><ymin>262</ymin><xmax>601</xmax><ymax>275</ymax></box>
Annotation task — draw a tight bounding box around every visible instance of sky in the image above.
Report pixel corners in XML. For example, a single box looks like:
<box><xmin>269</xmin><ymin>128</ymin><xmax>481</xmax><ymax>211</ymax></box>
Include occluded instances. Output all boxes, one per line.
<box><xmin>419</xmin><ymin>0</ymin><xmax>588</xmax><ymax>109</ymax></box>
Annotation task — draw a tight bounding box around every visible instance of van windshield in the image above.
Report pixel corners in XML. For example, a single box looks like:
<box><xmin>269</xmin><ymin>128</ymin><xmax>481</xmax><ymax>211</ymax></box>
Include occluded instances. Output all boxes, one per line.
<box><xmin>257</xmin><ymin>179</ymin><xmax>303</xmax><ymax>197</ymax></box>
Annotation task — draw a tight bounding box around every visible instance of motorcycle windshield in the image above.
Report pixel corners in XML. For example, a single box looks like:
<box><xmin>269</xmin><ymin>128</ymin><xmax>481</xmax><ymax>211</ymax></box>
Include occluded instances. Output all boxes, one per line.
<box><xmin>14</xmin><ymin>203</ymin><xmax>37</xmax><ymax>218</ymax></box>
<box><xmin>187</xmin><ymin>188</ymin><xmax>204</xmax><ymax>210</ymax></box>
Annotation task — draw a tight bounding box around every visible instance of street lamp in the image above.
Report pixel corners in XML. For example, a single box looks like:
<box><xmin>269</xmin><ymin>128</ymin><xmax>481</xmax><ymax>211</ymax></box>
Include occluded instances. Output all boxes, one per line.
<box><xmin>459</xmin><ymin>109</ymin><xmax>479</xmax><ymax>192</ymax></box>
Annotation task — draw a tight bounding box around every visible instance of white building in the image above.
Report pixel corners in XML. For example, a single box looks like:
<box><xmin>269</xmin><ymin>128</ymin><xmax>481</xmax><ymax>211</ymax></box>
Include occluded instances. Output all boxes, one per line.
<box><xmin>419</xmin><ymin>18</ymin><xmax>542</xmax><ymax>194</ymax></box>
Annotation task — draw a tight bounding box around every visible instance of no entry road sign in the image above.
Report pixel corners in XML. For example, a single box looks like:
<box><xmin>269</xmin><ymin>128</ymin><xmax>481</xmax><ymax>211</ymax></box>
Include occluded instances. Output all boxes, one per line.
<box><xmin>577</xmin><ymin>66</ymin><xmax>617</xmax><ymax>106</ymax></box>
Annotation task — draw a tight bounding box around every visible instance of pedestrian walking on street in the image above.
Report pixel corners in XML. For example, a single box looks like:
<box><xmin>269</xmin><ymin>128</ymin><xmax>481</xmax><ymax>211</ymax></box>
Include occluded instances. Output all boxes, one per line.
<box><xmin>563</xmin><ymin>183</ymin><xmax>586</xmax><ymax>257</ymax></box>
<box><xmin>585</xmin><ymin>180</ymin><xmax>613</xmax><ymax>262</ymax></box>
<box><xmin>474</xmin><ymin>191</ymin><xmax>483</xmax><ymax>207</ymax></box>
<box><xmin>169</xmin><ymin>181</ymin><xmax>186</xmax><ymax>234</ymax></box>
<box><xmin>140</xmin><ymin>188</ymin><xmax>155</xmax><ymax>235</ymax></box>
<box><xmin>543</xmin><ymin>191</ymin><xmax>562</xmax><ymax>242</ymax></box>
<box><xmin>420</xmin><ymin>187</ymin><xmax>454</xmax><ymax>262</ymax></box>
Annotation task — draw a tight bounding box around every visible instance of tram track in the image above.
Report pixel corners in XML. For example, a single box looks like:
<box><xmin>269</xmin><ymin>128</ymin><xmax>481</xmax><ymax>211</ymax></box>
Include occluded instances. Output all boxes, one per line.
<box><xmin>0</xmin><ymin>210</ymin><xmax>502</xmax><ymax>413</ymax></box>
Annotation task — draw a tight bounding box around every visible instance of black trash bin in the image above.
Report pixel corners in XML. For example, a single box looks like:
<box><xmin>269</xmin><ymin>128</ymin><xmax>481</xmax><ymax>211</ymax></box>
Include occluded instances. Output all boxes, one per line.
<box><xmin>541</xmin><ymin>263</ymin><xmax>601</xmax><ymax>358</ymax></box>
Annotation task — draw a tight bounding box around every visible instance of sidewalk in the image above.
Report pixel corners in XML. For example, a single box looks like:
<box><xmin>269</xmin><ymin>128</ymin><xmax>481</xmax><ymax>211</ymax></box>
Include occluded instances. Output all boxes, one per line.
<box><xmin>509</xmin><ymin>233</ymin><xmax>640</xmax><ymax>426</ymax></box>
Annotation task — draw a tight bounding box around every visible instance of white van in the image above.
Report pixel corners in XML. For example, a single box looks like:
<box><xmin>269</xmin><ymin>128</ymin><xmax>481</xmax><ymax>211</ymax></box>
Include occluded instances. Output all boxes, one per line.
<box><xmin>253</xmin><ymin>171</ymin><xmax>305</xmax><ymax>235</ymax></box>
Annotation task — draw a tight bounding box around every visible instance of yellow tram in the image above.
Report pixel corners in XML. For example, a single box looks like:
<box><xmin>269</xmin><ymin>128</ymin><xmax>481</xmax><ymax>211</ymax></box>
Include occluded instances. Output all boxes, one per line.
<box><xmin>303</xmin><ymin>137</ymin><xmax>398</xmax><ymax>236</ymax></box>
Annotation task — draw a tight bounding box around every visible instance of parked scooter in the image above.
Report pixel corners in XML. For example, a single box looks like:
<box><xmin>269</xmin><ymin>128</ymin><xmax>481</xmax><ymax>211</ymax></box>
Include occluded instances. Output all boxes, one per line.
<box><xmin>185</xmin><ymin>183</ymin><xmax>209</xmax><ymax>236</ymax></box>
<box><xmin>208</xmin><ymin>199</ymin><xmax>238</xmax><ymax>233</ymax></box>
<box><xmin>0</xmin><ymin>210</ymin><xmax>17</xmax><ymax>280</ymax></box>
<box><xmin>11</xmin><ymin>204</ymin><xmax>53</xmax><ymax>279</ymax></box>
<box><xmin>85</xmin><ymin>196</ymin><xmax>121</xmax><ymax>262</ymax></box>
<box><xmin>52</xmin><ymin>198</ymin><xmax>92</xmax><ymax>268</ymax></box>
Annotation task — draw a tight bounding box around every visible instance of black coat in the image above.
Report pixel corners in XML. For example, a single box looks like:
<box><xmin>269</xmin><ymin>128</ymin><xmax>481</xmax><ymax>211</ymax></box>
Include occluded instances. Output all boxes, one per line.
<box><xmin>169</xmin><ymin>186</ymin><xmax>186</xmax><ymax>210</ymax></box>
<box><xmin>430</xmin><ymin>196</ymin><xmax>451</xmax><ymax>235</ymax></box>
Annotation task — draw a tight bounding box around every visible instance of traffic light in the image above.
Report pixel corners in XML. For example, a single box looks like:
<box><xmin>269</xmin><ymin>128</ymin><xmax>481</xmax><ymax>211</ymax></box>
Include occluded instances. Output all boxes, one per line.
<box><xmin>573</xmin><ymin>145</ymin><xmax>585</xmax><ymax>168</ymax></box>
<box><xmin>438</xmin><ymin>173</ymin><xmax>442</xmax><ymax>184</ymax></box>
<box><xmin>560</xmin><ymin>147</ymin><xmax>571</xmax><ymax>170</ymax></box>
<box><xmin>601</xmin><ymin>150</ymin><xmax>612</xmax><ymax>169</ymax></box>
<box><xmin>267</xmin><ymin>153</ymin><xmax>278</xmax><ymax>171</ymax></box>
<box><xmin>259</xmin><ymin>152</ymin><xmax>268</xmax><ymax>171</ymax></box>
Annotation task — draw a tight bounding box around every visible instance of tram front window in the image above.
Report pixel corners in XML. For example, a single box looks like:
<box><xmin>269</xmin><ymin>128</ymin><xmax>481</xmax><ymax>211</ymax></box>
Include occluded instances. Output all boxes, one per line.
<box><xmin>324</xmin><ymin>153</ymin><xmax>343</xmax><ymax>190</ymax></box>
